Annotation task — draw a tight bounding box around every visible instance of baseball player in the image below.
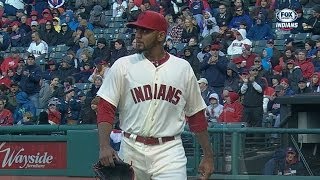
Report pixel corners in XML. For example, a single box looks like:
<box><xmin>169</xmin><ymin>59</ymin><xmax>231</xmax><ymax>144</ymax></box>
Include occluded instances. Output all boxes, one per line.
<box><xmin>97</xmin><ymin>11</ymin><xmax>214</xmax><ymax>179</ymax></box>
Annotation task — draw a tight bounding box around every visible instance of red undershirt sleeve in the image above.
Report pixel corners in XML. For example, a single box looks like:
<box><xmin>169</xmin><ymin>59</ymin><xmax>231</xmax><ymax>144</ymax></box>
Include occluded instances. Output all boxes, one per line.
<box><xmin>187</xmin><ymin>109</ymin><xmax>208</xmax><ymax>133</ymax></box>
<box><xmin>97</xmin><ymin>98</ymin><xmax>116</xmax><ymax>125</ymax></box>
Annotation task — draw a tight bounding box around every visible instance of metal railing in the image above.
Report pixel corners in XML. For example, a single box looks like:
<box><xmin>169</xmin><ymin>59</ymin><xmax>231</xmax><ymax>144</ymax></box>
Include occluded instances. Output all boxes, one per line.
<box><xmin>204</xmin><ymin>127</ymin><xmax>320</xmax><ymax>179</ymax></box>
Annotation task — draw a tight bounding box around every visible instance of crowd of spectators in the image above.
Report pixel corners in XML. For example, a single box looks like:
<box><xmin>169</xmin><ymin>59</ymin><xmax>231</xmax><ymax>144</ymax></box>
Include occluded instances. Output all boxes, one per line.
<box><xmin>0</xmin><ymin>0</ymin><xmax>319</xmax><ymax>128</ymax></box>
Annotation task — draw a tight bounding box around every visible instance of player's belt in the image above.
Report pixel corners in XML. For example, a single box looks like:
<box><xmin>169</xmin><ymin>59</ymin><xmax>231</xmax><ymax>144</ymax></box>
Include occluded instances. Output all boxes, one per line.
<box><xmin>123</xmin><ymin>132</ymin><xmax>175</xmax><ymax>145</ymax></box>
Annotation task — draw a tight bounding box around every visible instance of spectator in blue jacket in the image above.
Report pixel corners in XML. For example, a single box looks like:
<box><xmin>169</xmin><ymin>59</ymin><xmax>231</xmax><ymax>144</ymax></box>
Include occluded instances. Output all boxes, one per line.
<box><xmin>247</xmin><ymin>15</ymin><xmax>274</xmax><ymax>41</ymax></box>
<box><xmin>14</xmin><ymin>91</ymin><xmax>36</xmax><ymax>124</ymax></box>
<box><xmin>58</xmin><ymin>86</ymin><xmax>81</xmax><ymax>125</ymax></box>
<box><xmin>200</xmin><ymin>44</ymin><xmax>228</xmax><ymax>96</ymax></box>
<box><xmin>60</xmin><ymin>10</ymin><xmax>77</xmax><ymax>31</ymax></box>
<box><xmin>10</xmin><ymin>21</ymin><xmax>27</xmax><ymax>47</ymax></box>
<box><xmin>15</xmin><ymin>54</ymin><xmax>42</xmax><ymax>114</ymax></box>
<box><xmin>305</xmin><ymin>40</ymin><xmax>317</xmax><ymax>59</ymax></box>
<box><xmin>228</xmin><ymin>6</ymin><xmax>253</xmax><ymax>31</ymax></box>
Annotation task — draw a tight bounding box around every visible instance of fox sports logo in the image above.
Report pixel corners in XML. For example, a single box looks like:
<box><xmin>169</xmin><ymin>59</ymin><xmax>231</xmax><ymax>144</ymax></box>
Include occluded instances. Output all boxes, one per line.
<box><xmin>276</xmin><ymin>8</ymin><xmax>298</xmax><ymax>23</ymax></box>
<box><xmin>276</xmin><ymin>9</ymin><xmax>298</xmax><ymax>29</ymax></box>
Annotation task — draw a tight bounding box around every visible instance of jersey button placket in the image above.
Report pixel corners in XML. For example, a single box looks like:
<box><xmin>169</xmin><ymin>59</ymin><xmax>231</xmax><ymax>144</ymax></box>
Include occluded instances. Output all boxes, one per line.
<box><xmin>152</xmin><ymin>70</ymin><xmax>158</xmax><ymax>121</ymax></box>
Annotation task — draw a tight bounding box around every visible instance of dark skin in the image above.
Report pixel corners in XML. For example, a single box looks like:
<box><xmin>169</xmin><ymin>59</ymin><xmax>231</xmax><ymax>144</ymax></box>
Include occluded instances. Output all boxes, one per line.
<box><xmin>98</xmin><ymin>27</ymin><xmax>214</xmax><ymax>179</ymax></box>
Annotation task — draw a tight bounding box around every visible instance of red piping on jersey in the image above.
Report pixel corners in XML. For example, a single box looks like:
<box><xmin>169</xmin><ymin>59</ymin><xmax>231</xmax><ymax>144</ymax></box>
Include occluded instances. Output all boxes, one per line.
<box><xmin>187</xmin><ymin>110</ymin><xmax>208</xmax><ymax>132</ymax></box>
<box><xmin>151</xmin><ymin>52</ymin><xmax>170</xmax><ymax>67</ymax></box>
<box><xmin>97</xmin><ymin>98</ymin><xmax>116</xmax><ymax>125</ymax></box>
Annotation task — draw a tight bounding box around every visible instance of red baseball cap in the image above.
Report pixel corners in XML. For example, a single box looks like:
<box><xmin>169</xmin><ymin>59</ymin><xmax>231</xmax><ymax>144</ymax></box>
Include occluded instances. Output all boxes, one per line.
<box><xmin>280</xmin><ymin>78</ymin><xmax>289</xmax><ymax>84</ymax></box>
<box><xmin>126</xmin><ymin>11</ymin><xmax>168</xmax><ymax>33</ymax></box>
<box><xmin>232</xmin><ymin>57</ymin><xmax>243</xmax><ymax>64</ymax></box>
<box><xmin>273</xmin><ymin>65</ymin><xmax>282</xmax><ymax>73</ymax></box>
<box><xmin>211</xmin><ymin>44</ymin><xmax>220</xmax><ymax>51</ymax></box>
<box><xmin>10</xmin><ymin>21</ymin><xmax>20</xmax><ymax>27</ymax></box>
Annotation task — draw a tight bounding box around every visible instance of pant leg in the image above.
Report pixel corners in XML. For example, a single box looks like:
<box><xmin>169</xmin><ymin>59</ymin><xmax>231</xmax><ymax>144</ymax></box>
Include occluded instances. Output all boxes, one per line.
<box><xmin>28</xmin><ymin>93</ymin><xmax>40</xmax><ymax>116</ymax></box>
<box><xmin>252</xmin><ymin>106</ymin><xmax>263</xmax><ymax>127</ymax></box>
<box><xmin>119</xmin><ymin>137</ymin><xmax>151</xmax><ymax>180</ymax></box>
<box><xmin>150</xmin><ymin>138</ymin><xmax>187</xmax><ymax>180</ymax></box>
<box><xmin>271</xmin><ymin>114</ymin><xmax>281</xmax><ymax>139</ymax></box>
<box><xmin>243</xmin><ymin>107</ymin><xmax>253</xmax><ymax>127</ymax></box>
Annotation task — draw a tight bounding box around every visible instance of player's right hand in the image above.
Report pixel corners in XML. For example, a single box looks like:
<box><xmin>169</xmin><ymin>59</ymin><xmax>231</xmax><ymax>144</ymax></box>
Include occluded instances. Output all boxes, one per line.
<box><xmin>99</xmin><ymin>146</ymin><xmax>117</xmax><ymax>167</ymax></box>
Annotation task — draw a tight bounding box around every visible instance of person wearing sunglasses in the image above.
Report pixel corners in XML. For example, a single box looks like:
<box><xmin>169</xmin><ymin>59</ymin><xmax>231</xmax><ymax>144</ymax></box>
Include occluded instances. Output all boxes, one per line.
<box><xmin>240</xmin><ymin>65</ymin><xmax>267</xmax><ymax>127</ymax></box>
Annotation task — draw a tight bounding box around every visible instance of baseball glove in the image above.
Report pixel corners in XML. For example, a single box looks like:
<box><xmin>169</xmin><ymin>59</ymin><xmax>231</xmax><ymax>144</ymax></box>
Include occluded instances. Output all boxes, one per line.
<box><xmin>93</xmin><ymin>158</ymin><xmax>134</xmax><ymax>180</ymax></box>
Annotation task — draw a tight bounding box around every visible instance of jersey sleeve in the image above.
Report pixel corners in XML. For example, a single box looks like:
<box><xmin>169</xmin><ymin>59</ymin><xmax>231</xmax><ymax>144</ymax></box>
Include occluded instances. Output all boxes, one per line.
<box><xmin>96</xmin><ymin>60</ymin><xmax>124</xmax><ymax>107</ymax></box>
<box><xmin>41</xmin><ymin>41</ymin><xmax>49</xmax><ymax>54</ymax></box>
<box><xmin>184</xmin><ymin>65</ymin><xmax>207</xmax><ymax>117</ymax></box>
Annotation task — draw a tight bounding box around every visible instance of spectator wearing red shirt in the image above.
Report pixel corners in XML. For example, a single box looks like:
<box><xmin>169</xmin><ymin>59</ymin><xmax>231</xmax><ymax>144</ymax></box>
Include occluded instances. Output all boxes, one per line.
<box><xmin>38</xmin><ymin>9</ymin><xmax>53</xmax><ymax>25</ymax></box>
<box><xmin>1</xmin><ymin>49</ymin><xmax>20</xmax><ymax>75</ymax></box>
<box><xmin>295</xmin><ymin>49</ymin><xmax>315</xmax><ymax>79</ymax></box>
<box><xmin>218</xmin><ymin>92</ymin><xmax>243</xmax><ymax>123</ymax></box>
<box><xmin>0</xmin><ymin>99</ymin><xmax>14</xmax><ymax>126</ymax></box>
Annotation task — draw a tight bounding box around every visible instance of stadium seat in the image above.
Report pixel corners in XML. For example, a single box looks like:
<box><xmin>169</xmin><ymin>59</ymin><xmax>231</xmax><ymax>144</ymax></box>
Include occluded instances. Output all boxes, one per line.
<box><xmin>174</xmin><ymin>43</ymin><xmax>187</xmax><ymax>52</ymax></box>
<box><xmin>93</xmin><ymin>28</ymin><xmax>104</xmax><ymax>35</ymax></box>
<box><xmin>252</xmin><ymin>46</ymin><xmax>264</xmax><ymax>54</ymax></box>
<box><xmin>74</xmin><ymin>83</ymin><xmax>92</xmax><ymax>92</ymax></box>
<box><xmin>275</xmin><ymin>33</ymin><xmax>291</xmax><ymax>40</ymax></box>
<box><xmin>49</xmin><ymin>52</ymin><xmax>65</xmax><ymax>61</ymax></box>
<box><xmin>55</xmin><ymin>45</ymin><xmax>69</xmax><ymax>52</ymax></box>
<box><xmin>293</xmin><ymin>33</ymin><xmax>312</xmax><ymax>42</ymax></box>
<box><xmin>105</xmin><ymin>34</ymin><xmax>114</xmax><ymax>40</ymax></box>
<box><xmin>274</xmin><ymin>39</ymin><xmax>285</xmax><ymax>46</ymax></box>
<box><xmin>104</xmin><ymin>10</ymin><xmax>113</xmax><ymax>16</ymax></box>
<box><xmin>253</xmin><ymin>40</ymin><xmax>267</xmax><ymax>47</ymax></box>
<box><xmin>113</xmin><ymin>17</ymin><xmax>123</xmax><ymax>22</ymax></box>
<box><xmin>275</xmin><ymin>45</ymin><xmax>285</xmax><ymax>51</ymax></box>
<box><xmin>11</xmin><ymin>47</ymin><xmax>26</xmax><ymax>53</ymax></box>
<box><xmin>48</xmin><ymin>46</ymin><xmax>55</xmax><ymax>53</ymax></box>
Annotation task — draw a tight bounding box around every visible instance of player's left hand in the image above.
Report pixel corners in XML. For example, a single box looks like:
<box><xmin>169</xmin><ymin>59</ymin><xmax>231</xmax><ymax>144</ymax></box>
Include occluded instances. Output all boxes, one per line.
<box><xmin>198</xmin><ymin>156</ymin><xmax>214</xmax><ymax>179</ymax></box>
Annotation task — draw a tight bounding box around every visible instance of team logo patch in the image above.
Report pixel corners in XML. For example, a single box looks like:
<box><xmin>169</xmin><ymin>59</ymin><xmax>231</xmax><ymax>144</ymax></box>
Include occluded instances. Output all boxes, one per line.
<box><xmin>276</xmin><ymin>9</ymin><xmax>298</xmax><ymax>29</ymax></box>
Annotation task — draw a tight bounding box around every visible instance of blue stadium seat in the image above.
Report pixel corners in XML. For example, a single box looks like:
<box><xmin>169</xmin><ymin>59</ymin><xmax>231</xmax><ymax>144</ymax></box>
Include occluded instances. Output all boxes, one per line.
<box><xmin>113</xmin><ymin>17</ymin><xmax>123</xmax><ymax>22</ymax></box>
<box><xmin>293</xmin><ymin>33</ymin><xmax>312</xmax><ymax>42</ymax></box>
<box><xmin>274</xmin><ymin>39</ymin><xmax>286</xmax><ymax>46</ymax></box>
<box><xmin>48</xmin><ymin>46</ymin><xmax>55</xmax><ymax>53</ymax></box>
<box><xmin>55</xmin><ymin>45</ymin><xmax>69</xmax><ymax>52</ymax></box>
<box><xmin>104</xmin><ymin>10</ymin><xmax>112</xmax><ymax>16</ymax></box>
<box><xmin>252</xmin><ymin>46</ymin><xmax>264</xmax><ymax>54</ymax></box>
<box><xmin>49</xmin><ymin>52</ymin><xmax>65</xmax><ymax>61</ymax></box>
<box><xmin>175</xmin><ymin>43</ymin><xmax>187</xmax><ymax>52</ymax></box>
<box><xmin>74</xmin><ymin>83</ymin><xmax>92</xmax><ymax>92</ymax></box>
<box><xmin>93</xmin><ymin>28</ymin><xmax>104</xmax><ymax>35</ymax></box>
<box><xmin>11</xmin><ymin>47</ymin><xmax>26</xmax><ymax>53</ymax></box>
<box><xmin>253</xmin><ymin>40</ymin><xmax>267</xmax><ymax>47</ymax></box>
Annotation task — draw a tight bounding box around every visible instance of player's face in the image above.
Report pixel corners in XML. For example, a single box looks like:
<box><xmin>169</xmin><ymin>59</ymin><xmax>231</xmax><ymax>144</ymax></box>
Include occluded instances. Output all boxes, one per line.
<box><xmin>135</xmin><ymin>28</ymin><xmax>159</xmax><ymax>53</ymax></box>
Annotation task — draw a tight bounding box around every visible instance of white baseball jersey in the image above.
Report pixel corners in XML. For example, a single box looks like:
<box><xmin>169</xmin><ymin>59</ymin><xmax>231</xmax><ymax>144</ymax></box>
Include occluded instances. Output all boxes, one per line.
<box><xmin>27</xmin><ymin>40</ymin><xmax>49</xmax><ymax>58</ymax></box>
<box><xmin>97</xmin><ymin>53</ymin><xmax>206</xmax><ymax>137</ymax></box>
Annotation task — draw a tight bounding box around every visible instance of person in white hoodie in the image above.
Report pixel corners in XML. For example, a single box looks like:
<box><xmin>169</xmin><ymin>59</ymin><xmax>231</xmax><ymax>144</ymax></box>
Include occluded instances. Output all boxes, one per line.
<box><xmin>205</xmin><ymin>93</ymin><xmax>223</xmax><ymax>126</ymax></box>
<box><xmin>227</xmin><ymin>29</ymin><xmax>252</xmax><ymax>56</ymax></box>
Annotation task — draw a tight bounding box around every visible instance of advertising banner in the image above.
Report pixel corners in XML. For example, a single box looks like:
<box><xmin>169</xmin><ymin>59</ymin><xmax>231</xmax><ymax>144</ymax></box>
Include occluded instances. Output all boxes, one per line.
<box><xmin>0</xmin><ymin>142</ymin><xmax>67</xmax><ymax>169</ymax></box>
